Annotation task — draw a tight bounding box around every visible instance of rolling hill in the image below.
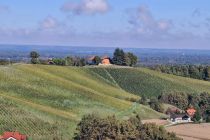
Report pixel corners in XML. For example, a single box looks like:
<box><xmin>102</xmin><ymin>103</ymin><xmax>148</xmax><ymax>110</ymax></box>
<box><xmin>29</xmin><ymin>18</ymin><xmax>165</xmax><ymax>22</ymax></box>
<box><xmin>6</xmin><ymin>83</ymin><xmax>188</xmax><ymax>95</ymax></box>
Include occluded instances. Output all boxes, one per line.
<box><xmin>1</xmin><ymin>64</ymin><xmax>210</xmax><ymax>139</ymax></box>
<box><xmin>0</xmin><ymin>64</ymin><xmax>163</xmax><ymax>140</ymax></box>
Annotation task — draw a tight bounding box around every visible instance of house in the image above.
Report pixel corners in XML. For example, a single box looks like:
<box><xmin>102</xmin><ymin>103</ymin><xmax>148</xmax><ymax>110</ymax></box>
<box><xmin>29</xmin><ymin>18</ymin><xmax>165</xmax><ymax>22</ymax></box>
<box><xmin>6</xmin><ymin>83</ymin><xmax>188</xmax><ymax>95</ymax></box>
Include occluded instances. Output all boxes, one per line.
<box><xmin>0</xmin><ymin>132</ymin><xmax>27</xmax><ymax>140</ymax></box>
<box><xmin>186</xmin><ymin>107</ymin><xmax>196</xmax><ymax>117</ymax></box>
<box><xmin>101</xmin><ymin>56</ymin><xmax>111</xmax><ymax>65</ymax></box>
<box><xmin>170</xmin><ymin>113</ymin><xmax>191</xmax><ymax>124</ymax></box>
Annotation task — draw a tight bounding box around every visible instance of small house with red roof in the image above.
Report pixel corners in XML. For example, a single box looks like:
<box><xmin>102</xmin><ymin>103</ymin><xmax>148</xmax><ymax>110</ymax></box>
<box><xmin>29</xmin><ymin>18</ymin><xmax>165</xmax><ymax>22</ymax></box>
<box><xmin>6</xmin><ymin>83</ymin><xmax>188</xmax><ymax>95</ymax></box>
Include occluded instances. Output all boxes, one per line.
<box><xmin>101</xmin><ymin>56</ymin><xmax>111</xmax><ymax>65</ymax></box>
<box><xmin>0</xmin><ymin>132</ymin><xmax>27</xmax><ymax>140</ymax></box>
<box><xmin>186</xmin><ymin>107</ymin><xmax>196</xmax><ymax>117</ymax></box>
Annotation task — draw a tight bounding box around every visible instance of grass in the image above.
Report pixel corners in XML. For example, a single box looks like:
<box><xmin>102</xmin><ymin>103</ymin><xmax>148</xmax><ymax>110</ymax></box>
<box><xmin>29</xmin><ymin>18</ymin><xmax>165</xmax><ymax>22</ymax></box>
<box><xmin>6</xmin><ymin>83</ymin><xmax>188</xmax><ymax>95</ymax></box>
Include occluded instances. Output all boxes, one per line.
<box><xmin>0</xmin><ymin>64</ymin><xmax>164</xmax><ymax>139</ymax></box>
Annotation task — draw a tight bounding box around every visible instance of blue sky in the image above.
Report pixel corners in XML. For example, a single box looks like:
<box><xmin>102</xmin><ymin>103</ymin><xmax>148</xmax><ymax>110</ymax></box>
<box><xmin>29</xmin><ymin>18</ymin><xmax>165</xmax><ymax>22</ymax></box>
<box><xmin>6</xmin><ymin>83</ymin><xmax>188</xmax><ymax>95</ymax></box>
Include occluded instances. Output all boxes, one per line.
<box><xmin>0</xmin><ymin>0</ymin><xmax>210</xmax><ymax>49</ymax></box>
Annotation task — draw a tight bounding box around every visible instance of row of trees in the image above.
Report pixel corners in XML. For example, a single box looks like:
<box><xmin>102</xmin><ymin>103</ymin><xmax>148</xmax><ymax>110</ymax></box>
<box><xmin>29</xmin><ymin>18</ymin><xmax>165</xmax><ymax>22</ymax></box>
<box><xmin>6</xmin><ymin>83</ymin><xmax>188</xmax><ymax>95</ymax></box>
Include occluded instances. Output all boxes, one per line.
<box><xmin>151</xmin><ymin>65</ymin><xmax>210</xmax><ymax>81</ymax></box>
<box><xmin>30</xmin><ymin>51</ymin><xmax>86</xmax><ymax>66</ymax></box>
<box><xmin>159</xmin><ymin>92</ymin><xmax>210</xmax><ymax>122</ymax></box>
<box><xmin>74</xmin><ymin>114</ymin><xmax>181</xmax><ymax>140</ymax></box>
<box><xmin>30</xmin><ymin>48</ymin><xmax>138</xmax><ymax>67</ymax></box>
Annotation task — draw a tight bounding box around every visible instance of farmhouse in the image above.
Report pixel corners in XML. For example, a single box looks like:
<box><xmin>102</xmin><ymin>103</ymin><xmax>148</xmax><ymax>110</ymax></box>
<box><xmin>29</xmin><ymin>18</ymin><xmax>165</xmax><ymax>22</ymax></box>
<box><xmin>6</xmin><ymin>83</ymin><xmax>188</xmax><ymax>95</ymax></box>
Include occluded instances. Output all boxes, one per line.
<box><xmin>87</xmin><ymin>56</ymin><xmax>112</xmax><ymax>65</ymax></box>
<box><xmin>0</xmin><ymin>132</ymin><xmax>27</xmax><ymax>140</ymax></box>
<box><xmin>101</xmin><ymin>56</ymin><xmax>111</xmax><ymax>65</ymax></box>
<box><xmin>170</xmin><ymin>113</ymin><xmax>191</xmax><ymax>124</ymax></box>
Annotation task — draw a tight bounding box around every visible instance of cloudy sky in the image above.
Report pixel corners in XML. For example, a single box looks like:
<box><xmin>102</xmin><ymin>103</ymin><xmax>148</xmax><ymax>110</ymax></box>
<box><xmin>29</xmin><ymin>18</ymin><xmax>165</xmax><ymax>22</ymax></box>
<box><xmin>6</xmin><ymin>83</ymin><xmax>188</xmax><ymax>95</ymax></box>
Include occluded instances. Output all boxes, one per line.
<box><xmin>0</xmin><ymin>0</ymin><xmax>210</xmax><ymax>49</ymax></box>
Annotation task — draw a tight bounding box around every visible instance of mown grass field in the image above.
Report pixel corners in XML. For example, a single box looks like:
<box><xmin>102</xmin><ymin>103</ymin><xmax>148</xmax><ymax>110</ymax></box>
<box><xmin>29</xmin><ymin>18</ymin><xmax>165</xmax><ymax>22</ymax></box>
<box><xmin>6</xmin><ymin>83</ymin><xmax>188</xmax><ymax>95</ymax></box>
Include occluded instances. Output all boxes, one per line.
<box><xmin>0</xmin><ymin>64</ymin><xmax>165</xmax><ymax>140</ymax></box>
<box><xmin>89</xmin><ymin>67</ymin><xmax>210</xmax><ymax>97</ymax></box>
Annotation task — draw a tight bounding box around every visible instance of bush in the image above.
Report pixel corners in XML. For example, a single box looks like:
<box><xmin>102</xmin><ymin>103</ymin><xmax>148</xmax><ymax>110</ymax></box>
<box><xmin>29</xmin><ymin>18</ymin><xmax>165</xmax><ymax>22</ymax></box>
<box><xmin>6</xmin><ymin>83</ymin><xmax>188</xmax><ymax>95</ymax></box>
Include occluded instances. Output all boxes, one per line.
<box><xmin>74</xmin><ymin>114</ymin><xmax>181</xmax><ymax>140</ymax></box>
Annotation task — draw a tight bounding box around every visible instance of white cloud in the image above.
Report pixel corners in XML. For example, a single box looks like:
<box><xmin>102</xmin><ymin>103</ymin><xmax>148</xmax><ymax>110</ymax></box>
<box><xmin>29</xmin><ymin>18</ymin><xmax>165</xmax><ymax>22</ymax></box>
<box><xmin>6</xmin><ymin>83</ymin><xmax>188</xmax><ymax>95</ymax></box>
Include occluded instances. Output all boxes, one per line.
<box><xmin>128</xmin><ymin>5</ymin><xmax>173</xmax><ymax>35</ymax></box>
<box><xmin>40</xmin><ymin>16</ymin><xmax>60</xmax><ymax>30</ymax></box>
<box><xmin>61</xmin><ymin>0</ymin><xmax>109</xmax><ymax>15</ymax></box>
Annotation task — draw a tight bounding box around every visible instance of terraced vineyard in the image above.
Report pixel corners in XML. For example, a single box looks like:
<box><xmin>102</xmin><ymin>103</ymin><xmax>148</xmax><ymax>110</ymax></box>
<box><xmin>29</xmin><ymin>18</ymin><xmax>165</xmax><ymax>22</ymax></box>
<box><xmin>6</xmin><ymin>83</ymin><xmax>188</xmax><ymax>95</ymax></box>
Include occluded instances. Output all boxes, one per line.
<box><xmin>0</xmin><ymin>64</ymin><xmax>164</xmax><ymax>139</ymax></box>
<box><xmin>89</xmin><ymin>67</ymin><xmax>210</xmax><ymax>97</ymax></box>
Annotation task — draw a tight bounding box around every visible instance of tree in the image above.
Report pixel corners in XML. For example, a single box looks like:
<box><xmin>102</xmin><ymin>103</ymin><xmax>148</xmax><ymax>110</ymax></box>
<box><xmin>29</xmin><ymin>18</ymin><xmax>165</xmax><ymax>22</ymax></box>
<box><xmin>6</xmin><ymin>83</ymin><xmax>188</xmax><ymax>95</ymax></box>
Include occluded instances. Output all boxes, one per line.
<box><xmin>139</xmin><ymin>95</ymin><xmax>148</xmax><ymax>105</ymax></box>
<box><xmin>30</xmin><ymin>51</ymin><xmax>40</xmax><ymax>64</ymax></box>
<box><xmin>112</xmin><ymin>48</ymin><xmax>126</xmax><ymax>65</ymax></box>
<box><xmin>65</xmin><ymin>57</ymin><xmax>74</xmax><ymax>66</ymax></box>
<box><xmin>74</xmin><ymin>114</ymin><xmax>181</xmax><ymax>140</ymax></box>
<box><xmin>149</xmin><ymin>98</ymin><xmax>164</xmax><ymax>113</ymax></box>
<box><xmin>93</xmin><ymin>56</ymin><xmax>101</xmax><ymax>65</ymax></box>
<box><xmin>52</xmin><ymin>58</ymin><xmax>66</xmax><ymax>66</ymax></box>
<box><xmin>127</xmin><ymin>52</ymin><xmax>138</xmax><ymax>66</ymax></box>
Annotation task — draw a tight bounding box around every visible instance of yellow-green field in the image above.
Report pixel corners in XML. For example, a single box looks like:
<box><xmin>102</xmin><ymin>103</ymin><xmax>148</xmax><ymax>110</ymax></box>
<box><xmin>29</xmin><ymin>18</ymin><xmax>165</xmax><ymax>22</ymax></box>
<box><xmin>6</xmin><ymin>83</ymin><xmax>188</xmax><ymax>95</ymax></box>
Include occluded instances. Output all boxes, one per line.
<box><xmin>0</xmin><ymin>64</ymin><xmax>164</xmax><ymax>140</ymax></box>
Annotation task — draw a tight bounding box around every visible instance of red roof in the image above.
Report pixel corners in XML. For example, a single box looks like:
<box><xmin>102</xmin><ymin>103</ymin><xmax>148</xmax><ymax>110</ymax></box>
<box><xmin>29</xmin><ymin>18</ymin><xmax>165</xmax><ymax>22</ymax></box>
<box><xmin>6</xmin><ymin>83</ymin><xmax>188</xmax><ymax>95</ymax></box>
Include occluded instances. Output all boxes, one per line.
<box><xmin>1</xmin><ymin>132</ymin><xmax>27</xmax><ymax>140</ymax></box>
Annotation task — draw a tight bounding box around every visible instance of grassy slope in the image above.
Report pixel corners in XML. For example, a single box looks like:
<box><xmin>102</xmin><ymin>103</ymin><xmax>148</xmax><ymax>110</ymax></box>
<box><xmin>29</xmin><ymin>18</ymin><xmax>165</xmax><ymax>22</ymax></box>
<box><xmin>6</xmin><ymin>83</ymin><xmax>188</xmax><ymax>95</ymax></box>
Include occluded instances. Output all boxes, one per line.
<box><xmin>89</xmin><ymin>67</ymin><xmax>210</xmax><ymax>97</ymax></box>
<box><xmin>0</xmin><ymin>64</ymin><xmax>163</xmax><ymax>140</ymax></box>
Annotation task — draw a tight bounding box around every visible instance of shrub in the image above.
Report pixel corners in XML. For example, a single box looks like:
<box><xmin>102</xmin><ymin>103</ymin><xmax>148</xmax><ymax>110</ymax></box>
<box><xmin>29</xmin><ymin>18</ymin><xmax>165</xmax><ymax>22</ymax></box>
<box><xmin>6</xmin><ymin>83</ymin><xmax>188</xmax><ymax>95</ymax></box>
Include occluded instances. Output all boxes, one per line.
<box><xmin>74</xmin><ymin>114</ymin><xmax>181</xmax><ymax>140</ymax></box>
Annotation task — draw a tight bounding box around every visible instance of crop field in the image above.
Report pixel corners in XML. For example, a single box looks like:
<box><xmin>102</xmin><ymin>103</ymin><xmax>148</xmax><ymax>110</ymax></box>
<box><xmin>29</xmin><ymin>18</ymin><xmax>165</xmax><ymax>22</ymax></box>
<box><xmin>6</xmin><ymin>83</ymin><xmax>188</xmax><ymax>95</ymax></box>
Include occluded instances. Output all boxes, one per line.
<box><xmin>166</xmin><ymin>123</ymin><xmax>210</xmax><ymax>140</ymax></box>
<box><xmin>0</xmin><ymin>64</ymin><xmax>164</xmax><ymax>139</ymax></box>
<box><xmin>89</xmin><ymin>67</ymin><xmax>210</xmax><ymax>97</ymax></box>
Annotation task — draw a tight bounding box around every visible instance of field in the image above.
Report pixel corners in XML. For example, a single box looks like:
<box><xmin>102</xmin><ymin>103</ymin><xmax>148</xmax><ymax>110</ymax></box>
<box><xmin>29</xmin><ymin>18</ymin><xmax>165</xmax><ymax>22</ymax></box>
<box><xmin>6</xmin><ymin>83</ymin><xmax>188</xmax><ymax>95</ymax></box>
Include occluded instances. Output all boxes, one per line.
<box><xmin>0</xmin><ymin>64</ymin><xmax>164</xmax><ymax>139</ymax></box>
<box><xmin>1</xmin><ymin>64</ymin><xmax>210</xmax><ymax>139</ymax></box>
<box><xmin>166</xmin><ymin>123</ymin><xmax>210</xmax><ymax>140</ymax></box>
<box><xmin>89</xmin><ymin>67</ymin><xmax>210</xmax><ymax>97</ymax></box>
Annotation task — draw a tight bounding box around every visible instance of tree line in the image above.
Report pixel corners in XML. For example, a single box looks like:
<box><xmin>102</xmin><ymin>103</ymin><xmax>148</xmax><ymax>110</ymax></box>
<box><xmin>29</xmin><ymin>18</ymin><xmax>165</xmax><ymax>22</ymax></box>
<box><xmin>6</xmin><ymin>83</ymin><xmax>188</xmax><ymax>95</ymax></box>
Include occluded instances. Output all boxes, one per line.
<box><xmin>74</xmin><ymin>114</ymin><xmax>181</xmax><ymax>140</ymax></box>
<box><xmin>29</xmin><ymin>48</ymin><xmax>138</xmax><ymax>67</ymax></box>
<box><xmin>151</xmin><ymin>65</ymin><xmax>210</xmax><ymax>81</ymax></box>
<box><xmin>158</xmin><ymin>92</ymin><xmax>210</xmax><ymax>122</ymax></box>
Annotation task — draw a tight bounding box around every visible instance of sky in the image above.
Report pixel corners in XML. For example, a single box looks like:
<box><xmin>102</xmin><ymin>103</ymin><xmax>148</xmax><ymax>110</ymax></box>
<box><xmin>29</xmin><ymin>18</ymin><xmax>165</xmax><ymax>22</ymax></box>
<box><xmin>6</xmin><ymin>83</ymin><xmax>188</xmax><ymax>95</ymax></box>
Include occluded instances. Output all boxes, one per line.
<box><xmin>0</xmin><ymin>0</ymin><xmax>210</xmax><ymax>49</ymax></box>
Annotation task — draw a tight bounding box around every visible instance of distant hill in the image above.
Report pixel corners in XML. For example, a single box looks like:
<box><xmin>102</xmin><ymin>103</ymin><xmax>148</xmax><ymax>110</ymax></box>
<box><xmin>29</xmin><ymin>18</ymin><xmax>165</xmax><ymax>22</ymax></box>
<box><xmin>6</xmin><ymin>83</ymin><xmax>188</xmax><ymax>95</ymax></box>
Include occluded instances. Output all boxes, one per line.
<box><xmin>0</xmin><ymin>64</ymin><xmax>164</xmax><ymax>139</ymax></box>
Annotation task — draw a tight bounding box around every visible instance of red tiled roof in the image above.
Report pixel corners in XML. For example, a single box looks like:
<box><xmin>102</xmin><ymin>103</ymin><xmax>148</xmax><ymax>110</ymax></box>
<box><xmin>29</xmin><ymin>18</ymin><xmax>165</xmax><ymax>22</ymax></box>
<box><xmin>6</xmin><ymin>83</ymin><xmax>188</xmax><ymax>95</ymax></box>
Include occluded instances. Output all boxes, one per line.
<box><xmin>2</xmin><ymin>132</ymin><xmax>27</xmax><ymax>140</ymax></box>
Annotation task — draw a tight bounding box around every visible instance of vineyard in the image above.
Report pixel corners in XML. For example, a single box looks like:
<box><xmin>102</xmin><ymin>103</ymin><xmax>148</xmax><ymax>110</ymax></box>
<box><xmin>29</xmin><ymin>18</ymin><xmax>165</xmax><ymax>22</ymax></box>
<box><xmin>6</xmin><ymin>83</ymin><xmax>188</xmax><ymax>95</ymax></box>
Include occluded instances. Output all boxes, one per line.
<box><xmin>89</xmin><ymin>67</ymin><xmax>210</xmax><ymax>97</ymax></box>
<box><xmin>1</xmin><ymin>64</ymin><xmax>210</xmax><ymax>139</ymax></box>
<box><xmin>0</xmin><ymin>64</ymin><xmax>164</xmax><ymax>139</ymax></box>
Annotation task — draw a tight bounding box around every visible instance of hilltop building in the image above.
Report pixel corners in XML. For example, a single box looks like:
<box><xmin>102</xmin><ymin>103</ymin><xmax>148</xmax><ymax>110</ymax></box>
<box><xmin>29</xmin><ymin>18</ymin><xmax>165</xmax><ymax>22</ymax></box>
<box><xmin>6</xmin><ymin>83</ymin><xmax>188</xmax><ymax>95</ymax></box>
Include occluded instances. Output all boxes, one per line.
<box><xmin>0</xmin><ymin>132</ymin><xmax>27</xmax><ymax>140</ymax></box>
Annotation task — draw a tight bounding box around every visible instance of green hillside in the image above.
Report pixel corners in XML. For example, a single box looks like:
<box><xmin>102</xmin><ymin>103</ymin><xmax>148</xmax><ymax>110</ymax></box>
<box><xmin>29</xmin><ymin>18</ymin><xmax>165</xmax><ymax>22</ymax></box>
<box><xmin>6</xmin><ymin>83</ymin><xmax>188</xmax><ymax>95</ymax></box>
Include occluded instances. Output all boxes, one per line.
<box><xmin>89</xmin><ymin>67</ymin><xmax>210</xmax><ymax>97</ymax></box>
<box><xmin>2</xmin><ymin>64</ymin><xmax>210</xmax><ymax>139</ymax></box>
<box><xmin>0</xmin><ymin>64</ymin><xmax>164</xmax><ymax>140</ymax></box>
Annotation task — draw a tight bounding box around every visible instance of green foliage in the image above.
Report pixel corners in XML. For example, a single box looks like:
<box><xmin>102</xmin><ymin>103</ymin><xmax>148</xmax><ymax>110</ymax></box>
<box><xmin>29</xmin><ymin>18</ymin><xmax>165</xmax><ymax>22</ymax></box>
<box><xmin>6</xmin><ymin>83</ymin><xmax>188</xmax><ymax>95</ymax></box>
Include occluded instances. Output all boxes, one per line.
<box><xmin>52</xmin><ymin>58</ymin><xmax>66</xmax><ymax>66</ymax></box>
<box><xmin>149</xmin><ymin>98</ymin><xmax>164</xmax><ymax>113</ymax></box>
<box><xmin>127</xmin><ymin>52</ymin><xmax>138</xmax><ymax>66</ymax></box>
<box><xmin>112</xmin><ymin>48</ymin><xmax>126</xmax><ymax>65</ymax></box>
<box><xmin>65</xmin><ymin>56</ymin><xmax>74</xmax><ymax>66</ymax></box>
<box><xmin>30</xmin><ymin>51</ymin><xmax>40</xmax><ymax>64</ymax></box>
<box><xmin>139</xmin><ymin>95</ymin><xmax>148</xmax><ymax>105</ymax></box>
<box><xmin>152</xmin><ymin>65</ymin><xmax>210</xmax><ymax>81</ymax></box>
<box><xmin>74</xmin><ymin>114</ymin><xmax>181</xmax><ymax>140</ymax></box>
<box><xmin>112</xmin><ymin>48</ymin><xmax>138</xmax><ymax>66</ymax></box>
<box><xmin>30</xmin><ymin>51</ymin><xmax>40</xmax><ymax>58</ymax></box>
<box><xmin>160</xmin><ymin>91</ymin><xmax>210</xmax><ymax>122</ymax></box>
<box><xmin>159</xmin><ymin>92</ymin><xmax>189</xmax><ymax>110</ymax></box>
<box><xmin>93</xmin><ymin>56</ymin><xmax>101</xmax><ymax>65</ymax></box>
<box><xmin>0</xmin><ymin>59</ymin><xmax>11</xmax><ymax>65</ymax></box>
